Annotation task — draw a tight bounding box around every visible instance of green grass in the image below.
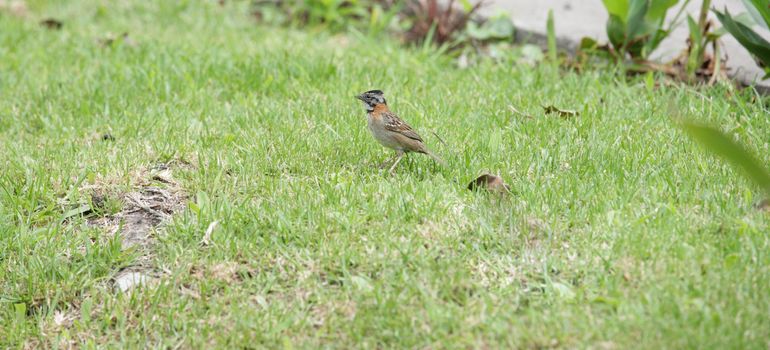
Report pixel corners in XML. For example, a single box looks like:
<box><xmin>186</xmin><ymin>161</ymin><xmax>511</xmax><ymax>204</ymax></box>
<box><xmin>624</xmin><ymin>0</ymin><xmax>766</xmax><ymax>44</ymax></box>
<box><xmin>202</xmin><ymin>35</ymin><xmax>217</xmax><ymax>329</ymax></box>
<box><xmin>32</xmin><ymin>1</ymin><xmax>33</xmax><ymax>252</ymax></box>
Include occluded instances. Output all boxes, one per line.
<box><xmin>2</xmin><ymin>1</ymin><xmax>770</xmax><ymax>348</ymax></box>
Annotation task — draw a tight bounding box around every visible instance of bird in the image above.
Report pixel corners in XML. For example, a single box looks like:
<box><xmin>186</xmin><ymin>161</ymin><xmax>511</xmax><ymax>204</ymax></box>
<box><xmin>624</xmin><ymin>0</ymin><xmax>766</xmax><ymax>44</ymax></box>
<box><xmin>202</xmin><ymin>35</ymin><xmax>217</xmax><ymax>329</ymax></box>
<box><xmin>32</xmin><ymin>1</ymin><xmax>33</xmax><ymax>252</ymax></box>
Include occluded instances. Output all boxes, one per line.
<box><xmin>355</xmin><ymin>90</ymin><xmax>445</xmax><ymax>172</ymax></box>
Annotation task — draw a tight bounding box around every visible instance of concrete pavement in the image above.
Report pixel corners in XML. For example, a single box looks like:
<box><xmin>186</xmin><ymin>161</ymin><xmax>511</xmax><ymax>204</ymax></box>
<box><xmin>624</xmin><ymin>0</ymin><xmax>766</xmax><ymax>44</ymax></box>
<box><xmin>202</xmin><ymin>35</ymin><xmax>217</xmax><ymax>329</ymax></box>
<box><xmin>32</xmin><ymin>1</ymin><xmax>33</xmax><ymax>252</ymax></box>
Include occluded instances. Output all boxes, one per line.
<box><xmin>483</xmin><ymin>0</ymin><xmax>769</xmax><ymax>87</ymax></box>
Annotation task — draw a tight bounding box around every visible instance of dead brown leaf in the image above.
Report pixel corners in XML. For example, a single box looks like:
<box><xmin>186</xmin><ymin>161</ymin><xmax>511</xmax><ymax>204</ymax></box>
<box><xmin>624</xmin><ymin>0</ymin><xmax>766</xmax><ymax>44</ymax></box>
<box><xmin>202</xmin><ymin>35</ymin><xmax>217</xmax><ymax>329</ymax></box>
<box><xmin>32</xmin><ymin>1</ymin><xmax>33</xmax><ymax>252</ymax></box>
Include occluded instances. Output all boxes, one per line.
<box><xmin>151</xmin><ymin>168</ymin><xmax>174</xmax><ymax>184</ymax></box>
<box><xmin>200</xmin><ymin>220</ymin><xmax>220</xmax><ymax>246</ymax></box>
<box><xmin>543</xmin><ymin>105</ymin><xmax>579</xmax><ymax>118</ymax></box>
<box><xmin>467</xmin><ymin>173</ymin><xmax>510</xmax><ymax>194</ymax></box>
<box><xmin>40</xmin><ymin>18</ymin><xmax>63</xmax><ymax>30</ymax></box>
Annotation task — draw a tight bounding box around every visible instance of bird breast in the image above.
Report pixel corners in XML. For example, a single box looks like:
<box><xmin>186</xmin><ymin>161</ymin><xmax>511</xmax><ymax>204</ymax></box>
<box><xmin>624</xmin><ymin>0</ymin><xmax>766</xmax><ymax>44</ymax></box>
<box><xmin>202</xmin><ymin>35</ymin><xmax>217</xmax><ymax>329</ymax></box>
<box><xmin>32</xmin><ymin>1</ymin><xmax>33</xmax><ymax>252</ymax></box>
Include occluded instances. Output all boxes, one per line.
<box><xmin>367</xmin><ymin>113</ymin><xmax>403</xmax><ymax>151</ymax></box>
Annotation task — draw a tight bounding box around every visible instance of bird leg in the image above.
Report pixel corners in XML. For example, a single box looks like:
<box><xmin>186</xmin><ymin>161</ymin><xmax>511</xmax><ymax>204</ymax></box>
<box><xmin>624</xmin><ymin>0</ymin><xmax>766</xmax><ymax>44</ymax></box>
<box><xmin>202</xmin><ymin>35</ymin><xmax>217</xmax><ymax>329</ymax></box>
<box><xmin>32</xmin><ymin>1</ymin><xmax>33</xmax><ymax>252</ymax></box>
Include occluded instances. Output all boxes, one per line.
<box><xmin>388</xmin><ymin>151</ymin><xmax>405</xmax><ymax>173</ymax></box>
<box><xmin>378</xmin><ymin>152</ymin><xmax>398</xmax><ymax>169</ymax></box>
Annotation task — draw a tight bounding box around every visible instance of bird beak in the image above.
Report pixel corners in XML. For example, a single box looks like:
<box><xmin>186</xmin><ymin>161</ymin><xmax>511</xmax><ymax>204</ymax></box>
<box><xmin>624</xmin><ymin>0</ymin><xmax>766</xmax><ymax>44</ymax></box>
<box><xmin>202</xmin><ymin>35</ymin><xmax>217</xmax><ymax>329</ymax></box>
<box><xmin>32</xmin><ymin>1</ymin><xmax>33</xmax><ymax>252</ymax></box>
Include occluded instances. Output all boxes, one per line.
<box><xmin>355</xmin><ymin>94</ymin><xmax>365</xmax><ymax>101</ymax></box>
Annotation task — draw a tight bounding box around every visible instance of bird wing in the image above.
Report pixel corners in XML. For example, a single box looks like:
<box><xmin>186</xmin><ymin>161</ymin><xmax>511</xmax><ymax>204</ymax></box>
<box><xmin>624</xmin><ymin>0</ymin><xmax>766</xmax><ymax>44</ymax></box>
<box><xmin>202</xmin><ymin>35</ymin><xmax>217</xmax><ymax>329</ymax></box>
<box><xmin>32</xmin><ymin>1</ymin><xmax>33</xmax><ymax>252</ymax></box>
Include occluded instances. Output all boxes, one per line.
<box><xmin>382</xmin><ymin>111</ymin><xmax>423</xmax><ymax>142</ymax></box>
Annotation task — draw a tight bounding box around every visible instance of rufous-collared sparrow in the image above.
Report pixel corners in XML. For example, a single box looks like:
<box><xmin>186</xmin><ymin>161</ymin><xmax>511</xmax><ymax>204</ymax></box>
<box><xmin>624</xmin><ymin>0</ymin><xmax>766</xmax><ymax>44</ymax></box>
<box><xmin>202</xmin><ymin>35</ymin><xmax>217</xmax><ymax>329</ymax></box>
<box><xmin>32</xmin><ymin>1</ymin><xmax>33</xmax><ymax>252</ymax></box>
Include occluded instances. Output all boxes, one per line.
<box><xmin>356</xmin><ymin>90</ymin><xmax>445</xmax><ymax>172</ymax></box>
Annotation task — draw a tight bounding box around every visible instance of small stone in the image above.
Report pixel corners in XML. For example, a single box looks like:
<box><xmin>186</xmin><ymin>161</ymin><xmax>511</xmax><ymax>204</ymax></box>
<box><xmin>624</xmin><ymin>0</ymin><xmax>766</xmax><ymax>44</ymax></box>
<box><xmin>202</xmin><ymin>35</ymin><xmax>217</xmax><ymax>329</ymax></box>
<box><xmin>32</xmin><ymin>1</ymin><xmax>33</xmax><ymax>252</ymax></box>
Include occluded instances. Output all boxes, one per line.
<box><xmin>114</xmin><ymin>271</ymin><xmax>151</xmax><ymax>292</ymax></box>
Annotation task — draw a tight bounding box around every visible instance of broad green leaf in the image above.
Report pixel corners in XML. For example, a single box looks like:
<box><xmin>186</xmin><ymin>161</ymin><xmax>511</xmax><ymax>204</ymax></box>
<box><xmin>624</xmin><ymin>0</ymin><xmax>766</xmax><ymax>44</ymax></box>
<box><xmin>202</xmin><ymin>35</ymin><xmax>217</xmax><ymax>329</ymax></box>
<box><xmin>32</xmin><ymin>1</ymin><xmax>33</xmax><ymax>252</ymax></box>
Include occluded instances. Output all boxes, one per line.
<box><xmin>743</xmin><ymin>0</ymin><xmax>770</xmax><ymax>30</ymax></box>
<box><xmin>733</xmin><ymin>11</ymin><xmax>761</xmax><ymax>27</ymax></box>
<box><xmin>602</xmin><ymin>0</ymin><xmax>629</xmax><ymax>21</ymax></box>
<box><xmin>643</xmin><ymin>27</ymin><xmax>669</xmax><ymax>57</ymax></box>
<box><xmin>607</xmin><ymin>14</ymin><xmax>627</xmax><ymax>50</ymax></box>
<box><xmin>710</xmin><ymin>12</ymin><xmax>756</xmax><ymax>38</ymax></box>
<box><xmin>681</xmin><ymin>121</ymin><xmax>770</xmax><ymax>196</ymax></box>
<box><xmin>687</xmin><ymin>15</ymin><xmax>702</xmax><ymax>44</ymax></box>
<box><xmin>626</xmin><ymin>0</ymin><xmax>650</xmax><ymax>39</ymax></box>
<box><xmin>647</xmin><ymin>0</ymin><xmax>679</xmax><ymax>21</ymax></box>
<box><xmin>742</xmin><ymin>0</ymin><xmax>766</xmax><ymax>29</ymax></box>
<box><xmin>603</xmin><ymin>0</ymin><xmax>678</xmax><ymax>58</ymax></box>
<box><xmin>715</xmin><ymin>9</ymin><xmax>770</xmax><ymax>71</ymax></box>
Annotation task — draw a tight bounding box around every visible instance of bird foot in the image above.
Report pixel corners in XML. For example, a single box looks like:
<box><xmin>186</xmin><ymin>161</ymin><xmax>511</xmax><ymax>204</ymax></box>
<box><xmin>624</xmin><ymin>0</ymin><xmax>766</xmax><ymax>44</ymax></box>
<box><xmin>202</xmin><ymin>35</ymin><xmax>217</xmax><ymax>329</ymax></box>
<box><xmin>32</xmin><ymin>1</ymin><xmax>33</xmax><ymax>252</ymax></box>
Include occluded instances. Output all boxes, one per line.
<box><xmin>377</xmin><ymin>160</ymin><xmax>393</xmax><ymax>170</ymax></box>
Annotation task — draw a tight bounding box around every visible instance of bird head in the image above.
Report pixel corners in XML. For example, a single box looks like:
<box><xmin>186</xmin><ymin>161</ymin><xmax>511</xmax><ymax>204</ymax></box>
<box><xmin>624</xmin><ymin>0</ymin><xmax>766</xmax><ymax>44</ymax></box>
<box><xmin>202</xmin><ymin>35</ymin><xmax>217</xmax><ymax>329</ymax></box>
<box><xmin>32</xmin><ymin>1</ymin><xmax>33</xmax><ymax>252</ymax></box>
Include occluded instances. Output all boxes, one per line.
<box><xmin>355</xmin><ymin>90</ymin><xmax>387</xmax><ymax>111</ymax></box>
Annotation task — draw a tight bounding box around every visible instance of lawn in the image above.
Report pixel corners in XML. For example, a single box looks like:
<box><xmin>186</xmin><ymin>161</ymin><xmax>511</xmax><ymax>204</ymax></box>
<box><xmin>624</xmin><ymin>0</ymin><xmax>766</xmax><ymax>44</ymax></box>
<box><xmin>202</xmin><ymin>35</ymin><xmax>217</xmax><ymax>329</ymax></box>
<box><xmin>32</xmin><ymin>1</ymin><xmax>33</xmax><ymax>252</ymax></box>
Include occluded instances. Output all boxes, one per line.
<box><xmin>1</xmin><ymin>1</ymin><xmax>770</xmax><ymax>348</ymax></box>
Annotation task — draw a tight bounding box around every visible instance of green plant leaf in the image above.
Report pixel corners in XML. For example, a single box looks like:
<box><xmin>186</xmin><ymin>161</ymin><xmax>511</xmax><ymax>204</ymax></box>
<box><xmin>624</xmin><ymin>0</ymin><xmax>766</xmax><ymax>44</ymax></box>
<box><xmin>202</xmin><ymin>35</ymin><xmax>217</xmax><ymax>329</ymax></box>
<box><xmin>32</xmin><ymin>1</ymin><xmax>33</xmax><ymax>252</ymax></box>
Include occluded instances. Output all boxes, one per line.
<box><xmin>647</xmin><ymin>0</ymin><xmax>679</xmax><ymax>22</ymax></box>
<box><xmin>547</xmin><ymin>9</ymin><xmax>557</xmax><ymax>62</ymax></box>
<box><xmin>602</xmin><ymin>0</ymin><xmax>630</xmax><ymax>21</ymax></box>
<box><xmin>62</xmin><ymin>204</ymin><xmax>92</xmax><ymax>221</ymax></box>
<box><xmin>710</xmin><ymin>12</ymin><xmax>754</xmax><ymax>38</ymax></box>
<box><xmin>626</xmin><ymin>0</ymin><xmax>650</xmax><ymax>39</ymax></box>
<box><xmin>681</xmin><ymin>121</ymin><xmax>770</xmax><ymax>196</ymax></box>
<box><xmin>607</xmin><ymin>14</ymin><xmax>627</xmax><ymax>51</ymax></box>
<box><xmin>743</xmin><ymin>0</ymin><xmax>770</xmax><ymax>30</ymax></box>
<box><xmin>603</xmin><ymin>0</ymin><xmax>679</xmax><ymax>59</ymax></box>
<box><xmin>687</xmin><ymin>15</ymin><xmax>702</xmax><ymax>44</ymax></box>
<box><xmin>686</xmin><ymin>15</ymin><xmax>704</xmax><ymax>75</ymax></box>
<box><xmin>643</xmin><ymin>27</ymin><xmax>669</xmax><ymax>57</ymax></box>
<box><xmin>715</xmin><ymin>8</ymin><xmax>770</xmax><ymax>71</ymax></box>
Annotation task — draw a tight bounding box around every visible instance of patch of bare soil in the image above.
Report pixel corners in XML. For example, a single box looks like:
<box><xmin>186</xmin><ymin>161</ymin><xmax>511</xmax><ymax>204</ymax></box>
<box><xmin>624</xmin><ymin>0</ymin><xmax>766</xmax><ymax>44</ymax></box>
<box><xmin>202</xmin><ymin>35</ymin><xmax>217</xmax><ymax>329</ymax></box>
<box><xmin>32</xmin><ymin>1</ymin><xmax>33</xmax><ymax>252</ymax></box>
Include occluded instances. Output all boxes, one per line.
<box><xmin>85</xmin><ymin>162</ymin><xmax>189</xmax><ymax>292</ymax></box>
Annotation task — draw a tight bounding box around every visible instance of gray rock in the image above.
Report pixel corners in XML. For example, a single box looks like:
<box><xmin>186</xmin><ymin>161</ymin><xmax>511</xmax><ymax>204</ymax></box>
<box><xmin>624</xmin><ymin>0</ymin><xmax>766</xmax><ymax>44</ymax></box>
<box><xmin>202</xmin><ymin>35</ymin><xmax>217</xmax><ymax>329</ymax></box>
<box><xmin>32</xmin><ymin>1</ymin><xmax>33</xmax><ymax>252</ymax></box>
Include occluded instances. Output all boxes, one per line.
<box><xmin>114</xmin><ymin>271</ymin><xmax>152</xmax><ymax>292</ymax></box>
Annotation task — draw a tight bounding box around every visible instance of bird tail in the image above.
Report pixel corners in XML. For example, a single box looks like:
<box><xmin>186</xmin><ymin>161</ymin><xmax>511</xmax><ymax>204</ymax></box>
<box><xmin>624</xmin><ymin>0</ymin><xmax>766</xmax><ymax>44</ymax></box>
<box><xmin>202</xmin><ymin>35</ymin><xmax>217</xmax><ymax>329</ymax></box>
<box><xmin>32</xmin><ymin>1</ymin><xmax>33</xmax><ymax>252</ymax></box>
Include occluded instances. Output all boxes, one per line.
<box><xmin>425</xmin><ymin>149</ymin><xmax>446</xmax><ymax>166</ymax></box>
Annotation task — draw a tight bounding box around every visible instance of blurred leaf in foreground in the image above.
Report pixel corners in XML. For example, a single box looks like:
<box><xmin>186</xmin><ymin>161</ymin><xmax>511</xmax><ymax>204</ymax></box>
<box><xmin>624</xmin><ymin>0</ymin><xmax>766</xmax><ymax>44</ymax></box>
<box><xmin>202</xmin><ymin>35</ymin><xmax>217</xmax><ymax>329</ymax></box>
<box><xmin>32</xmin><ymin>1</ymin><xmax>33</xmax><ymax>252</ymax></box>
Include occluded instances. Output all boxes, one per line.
<box><xmin>681</xmin><ymin>121</ymin><xmax>770</xmax><ymax>196</ymax></box>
